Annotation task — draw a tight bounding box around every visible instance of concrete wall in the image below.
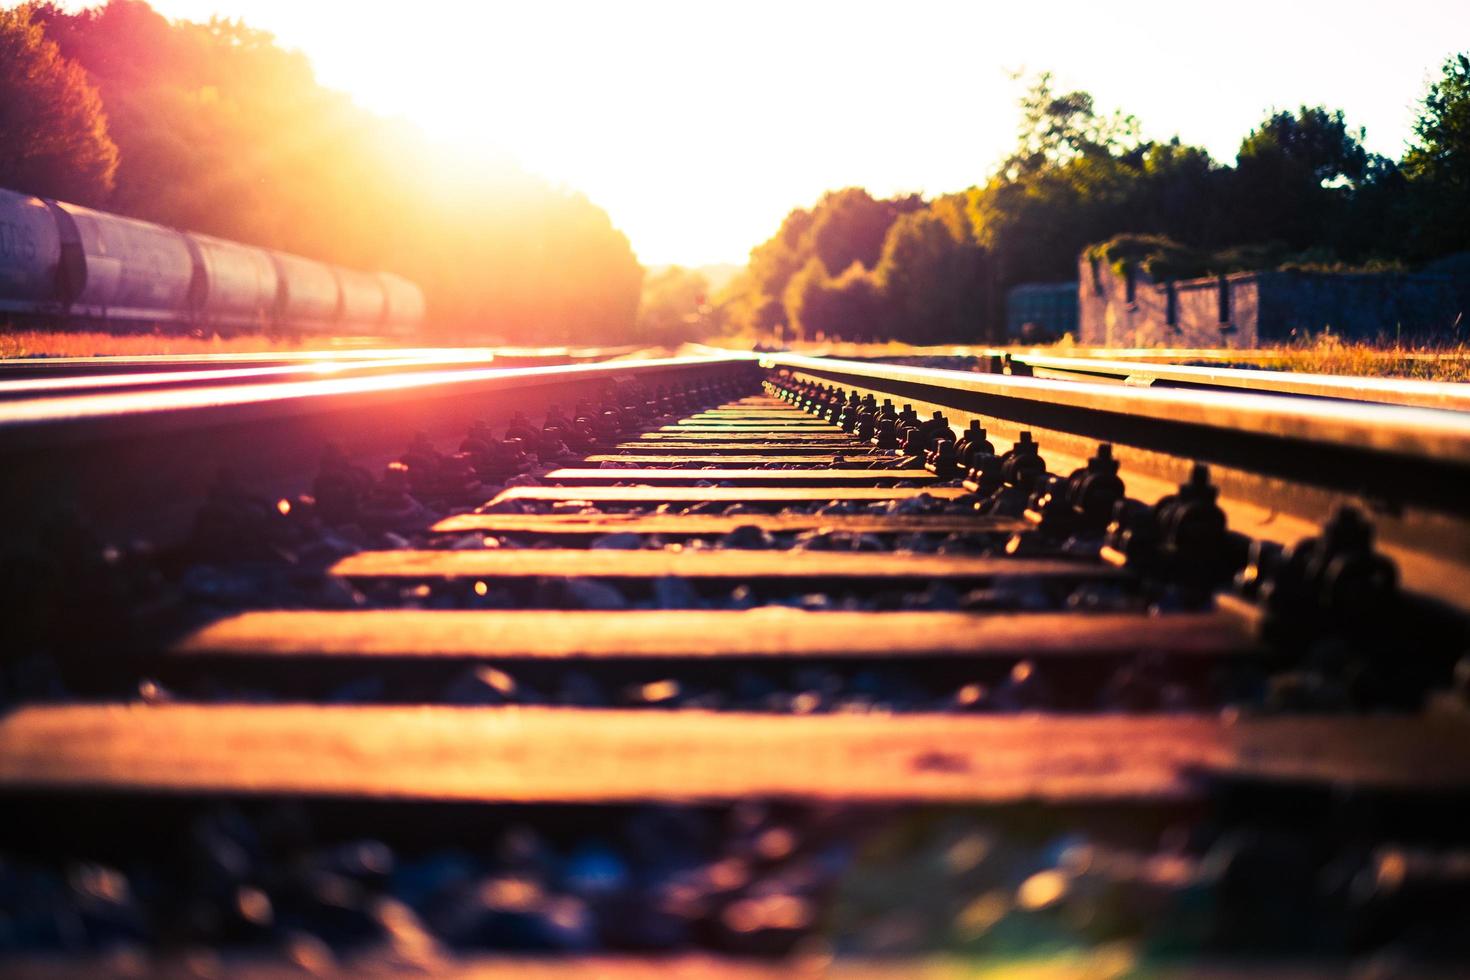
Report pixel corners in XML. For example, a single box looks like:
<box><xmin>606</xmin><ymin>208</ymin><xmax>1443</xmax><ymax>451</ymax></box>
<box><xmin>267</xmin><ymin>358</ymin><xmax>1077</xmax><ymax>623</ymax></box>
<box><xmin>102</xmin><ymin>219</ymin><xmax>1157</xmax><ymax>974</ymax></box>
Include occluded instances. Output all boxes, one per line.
<box><xmin>1254</xmin><ymin>271</ymin><xmax>1462</xmax><ymax>341</ymax></box>
<box><xmin>1078</xmin><ymin>257</ymin><xmax>1256</xmax><ymax>347</ymax></box>
<box><xmin>1006</xmin><ymin>281</ymin><xmax>1078</xmax><ymax>338</ymax></box>
<box><xmin>1077</xmin><ymin>255</ymin><xmax>1464</xmax><ymax>346</ymax></box>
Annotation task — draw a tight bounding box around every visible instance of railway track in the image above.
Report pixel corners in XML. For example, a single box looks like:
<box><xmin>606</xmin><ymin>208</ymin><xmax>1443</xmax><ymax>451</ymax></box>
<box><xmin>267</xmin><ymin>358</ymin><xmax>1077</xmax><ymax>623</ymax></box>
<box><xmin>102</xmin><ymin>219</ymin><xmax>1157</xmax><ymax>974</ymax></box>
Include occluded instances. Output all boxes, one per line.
<box><xmin>0</xmin><ymin>346</ymin><xmax>656</xmax><ymax>398</ymax></box>
<box><xmin>1000</xmin><ymin>352</ymin><xmax>1470</xmax><ymax>412</ymax></box>
<box><xmin>754</xmin><ymin>343</ymin><xmax>1470</xmax><ymax>411</ymax></box>
<box><xmin>2</xmin><ymin>351</ymin><xmax>1470</xmax><ymax>976</ymax></box>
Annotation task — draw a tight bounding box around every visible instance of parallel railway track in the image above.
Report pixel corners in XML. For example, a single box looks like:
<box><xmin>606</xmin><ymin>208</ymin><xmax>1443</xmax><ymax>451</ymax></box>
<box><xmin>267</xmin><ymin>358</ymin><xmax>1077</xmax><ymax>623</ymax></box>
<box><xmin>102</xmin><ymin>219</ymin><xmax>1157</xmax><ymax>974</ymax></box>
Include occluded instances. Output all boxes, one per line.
<box><xmin>1001</xmin><ymin>352</ymin><xmax>1470</xmax><ymax>412</ymax></box>
<box><xmin>2</xmin><ymin>350</ymin><xmax>1469</xmax><ymax>976</ymax></box>
<box><xmin>0</xmin><ymin>346</ymin><xmax>656</xmax><ymax>401</ymax></box>
<box><xmin>771</xmin><ymin>343</ymin><xmax>1470</xmax><ymax>411</ymax></box>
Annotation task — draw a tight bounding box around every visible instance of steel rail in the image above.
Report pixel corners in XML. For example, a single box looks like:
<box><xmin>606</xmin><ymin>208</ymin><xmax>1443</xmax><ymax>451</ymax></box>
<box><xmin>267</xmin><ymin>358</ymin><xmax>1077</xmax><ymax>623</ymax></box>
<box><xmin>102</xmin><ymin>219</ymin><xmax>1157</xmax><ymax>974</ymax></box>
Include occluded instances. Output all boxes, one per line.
<box><xmin>0</xmin><ymin>344</ymin><xmax>650</xmax><ymax>378</ymax></box>
<box><xmin>728</xmin><ymin>342</ymin><xmax>1470</xmax><ymax>366</ymax></box>
<box><xmin>0</xmin><ymin>353</ymin><xmax>756</xmax><ymax>547</ymax></box>
<box><xmin>0</xmin><ymin>347</ymin><xmax>498</xmax><ymax>375</ymax></box>
<box><xmin>716</xmin><ymin>343</ymin><xmax>1470</xmax><ymax>411</ymax></box>
<box><xmin>1006</xmin><ymin>352</ymin><xmax>1470</xmax><ymax>412</ymax></box>
<box><xmin>0</xmin><ymin>356</ymin><xmax>505</xmax><ymax>400</ymax></box>
<box><xmin>760</xmin><ymin>351</ymin><xmax>1470</xmax><ymax>612</ymax></box>
<box><xmin>0</xmin><ymin>354</ymin><xmax>751</xmax><ymax>445</ymax></box>
<box><xmin>763</xmin><ymin>352</ymin><xmax>1470</xmax><ymax>468</ymax></box>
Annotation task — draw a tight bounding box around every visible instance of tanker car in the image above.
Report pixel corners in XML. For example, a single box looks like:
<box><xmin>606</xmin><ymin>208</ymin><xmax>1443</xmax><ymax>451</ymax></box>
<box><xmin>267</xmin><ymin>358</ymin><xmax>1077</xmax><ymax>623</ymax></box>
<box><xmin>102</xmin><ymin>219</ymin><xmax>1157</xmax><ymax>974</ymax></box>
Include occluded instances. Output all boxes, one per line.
<box><xmin>0</xmin><ymin>186</ymin><xmax>425</xmax><ymax>335</ymax></box>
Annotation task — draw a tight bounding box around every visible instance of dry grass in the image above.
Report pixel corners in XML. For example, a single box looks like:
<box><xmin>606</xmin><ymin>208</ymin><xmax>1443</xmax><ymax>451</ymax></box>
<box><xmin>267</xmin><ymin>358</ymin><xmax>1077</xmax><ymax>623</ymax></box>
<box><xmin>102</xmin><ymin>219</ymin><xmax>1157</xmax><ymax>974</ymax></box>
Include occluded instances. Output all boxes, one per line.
<box><xmin>1221</xmin><ymin>336</ymin><xmax>1470</xmax><ymax>382</ymax></box>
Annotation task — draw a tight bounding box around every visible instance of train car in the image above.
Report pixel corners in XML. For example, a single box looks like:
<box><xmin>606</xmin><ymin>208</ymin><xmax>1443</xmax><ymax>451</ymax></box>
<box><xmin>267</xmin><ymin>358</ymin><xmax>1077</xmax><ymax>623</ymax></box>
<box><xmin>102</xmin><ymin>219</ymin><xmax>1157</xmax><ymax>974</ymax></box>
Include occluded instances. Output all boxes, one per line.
<box><xmin>0</xmin><ymin>187</ymin><xmax>76</xmax><ymax>317</ymax></box>
<box><xmin>53</xmin><ymin>200</ymin><xmax>195</xmax><ymax>325</ymax></box>
<box><xmin>379</xmin><ymin>272</ymin><xmax>426</xmax><ymax>336</ymax></box>
<box><xmin>0</xmin><ymin>185</ymin><xmax>425</xmax><ymax>336</ymax></box>
<box><xmin>269</xmin><ymin>250</ymin><xmax>341</xmax><ymax>333</ymax></box>
<box><xmin>334</xmin><ymin>266</ymin><xmax>387</xmax><ymax>333</ymax></box>
<box><xmin>185</xmin><ymin>233</ymin><xmax>279</xmax><ymax>334</ymax></box>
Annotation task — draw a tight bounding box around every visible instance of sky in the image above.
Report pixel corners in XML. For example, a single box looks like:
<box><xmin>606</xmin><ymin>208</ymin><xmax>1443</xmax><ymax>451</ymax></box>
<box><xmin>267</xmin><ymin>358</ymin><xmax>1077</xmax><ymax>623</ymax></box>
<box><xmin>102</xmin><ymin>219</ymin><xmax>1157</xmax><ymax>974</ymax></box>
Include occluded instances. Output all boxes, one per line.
<box><xmin>118</xmin><ymin>0</ymin><xmax>1470</xmax><ymax>267</ymax></box>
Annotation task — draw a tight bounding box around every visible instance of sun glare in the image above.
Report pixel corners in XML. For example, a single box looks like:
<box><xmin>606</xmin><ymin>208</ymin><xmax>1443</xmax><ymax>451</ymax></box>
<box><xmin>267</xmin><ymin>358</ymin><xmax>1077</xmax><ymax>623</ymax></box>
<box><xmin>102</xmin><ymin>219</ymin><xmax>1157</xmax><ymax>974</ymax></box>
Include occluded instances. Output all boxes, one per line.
<box><xmin>84</xmin><ymin>0</ymin><xmax>1470</xmax><ymax>267</ymax></box>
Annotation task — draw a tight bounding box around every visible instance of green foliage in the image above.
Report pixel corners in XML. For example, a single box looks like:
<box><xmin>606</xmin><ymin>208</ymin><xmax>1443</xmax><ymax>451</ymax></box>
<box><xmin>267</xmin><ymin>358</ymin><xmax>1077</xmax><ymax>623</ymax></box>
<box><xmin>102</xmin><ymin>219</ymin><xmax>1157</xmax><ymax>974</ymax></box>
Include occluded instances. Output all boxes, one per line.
<box><xmin>1238</xmin><ymin>107</ymin><xmax>1369</xmax><ymax>186</ymax></box>
<box><xmin>727</xmin><ymin>187</ymin><xmax>921</xmax><ymax>338</ymax></box>
<box><xmin>1084</xmin><ymin>235</ymin><xmax>1210</xmax><ymax>281</ymax></box>
<box><xmin>19</xmin><ymin>0</ymin><xmax>642</xmax><ymax>343</ymax></box>
<box><xmin>1407</xmin><ymin>54</ymin><xmax>1470</xmax><ymax>184</ymax></box>
<box><xmin>874</xmin><ymin>209</ymin><xmax>989</xmax><ymax>344</ymax></box>
<box><xmin>1402</xmin><ymin>53</ymin><xmax>1470</xmax><ymax>258</ymax></box>
<box><xmin>0</xmin><ymin>5</ymin><xmax>117</xmax><ymax>205</ymax></box>
<box><xmin>745</xmin><ymin>206</ymin><xmax>815</xmax><ymax>313</ymax></box>
<box><xmin>783</xmin><ymin>258</ymin><xmax>885</xmax><ymax>341</ymax></box>
<box><xmin>780</xmin><ymin>256</ymin><xmax>831</xmax><ymax>339</ymax></box>
<box><xmin>809</xmin><ymin>188</ymin><xmax>924</xmax><ymax>274</ymax></box>
<box><xmin>1208</xmin><ymin>242</ymin><xmax>1291</xmax><ymax>275</ymax></box>
<box><xmin>727</xmin><ymin>58</ymin><xmax>1470</xmax><ymax>345</ymax></box>
<box><xmin>968</xmin><ymin>152</ymin><xmax>1136</xmax><ymax>285</ymax></box>
<box><xmin>1005</xmin><ymin>71</ymin><xmax>1141</xmax><ymax>178</ymax></box>
<box><xmin>1231</xmin><ymin>106</ymin><xmax>1372</xmax><ymax>249</ymax></box>
<box><xmin>1275</xmin><ymin>255</ymin><xmax>1408</xmax><ymax>275</ymax></box>
<box><xmin>1087</xmin><ymin>234</ymin><xmax>1404</xmax><ymax>280</ymax></box>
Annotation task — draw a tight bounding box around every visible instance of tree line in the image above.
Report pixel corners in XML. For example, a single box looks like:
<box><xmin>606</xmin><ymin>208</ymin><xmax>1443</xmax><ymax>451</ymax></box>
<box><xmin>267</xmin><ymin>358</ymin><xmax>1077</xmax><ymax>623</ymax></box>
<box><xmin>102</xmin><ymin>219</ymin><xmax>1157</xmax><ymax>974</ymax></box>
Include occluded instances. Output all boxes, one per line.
<box><xmin>0</xmin><ymin>1</ymin><xmax>642</xmax><ymax>342</ymax></box>
<box><xmin>6</xmin><ymin>1</ymin><xmax>1467</xmax><ymax>346</ymax></box>
<box><xmin>717</xmin><ymin>60</ymin><xmax>1470</xmax><ymax>343</ymax></box>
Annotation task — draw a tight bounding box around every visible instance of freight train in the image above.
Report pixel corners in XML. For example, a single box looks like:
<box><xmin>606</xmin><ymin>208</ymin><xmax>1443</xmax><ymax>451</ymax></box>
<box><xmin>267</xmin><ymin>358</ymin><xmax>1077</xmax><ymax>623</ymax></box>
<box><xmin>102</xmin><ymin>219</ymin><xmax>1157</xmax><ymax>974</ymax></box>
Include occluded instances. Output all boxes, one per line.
<box><xmin>0</xmin><ymin>186</ymin><xmax>425</xmax><ymax>335</ymax></box>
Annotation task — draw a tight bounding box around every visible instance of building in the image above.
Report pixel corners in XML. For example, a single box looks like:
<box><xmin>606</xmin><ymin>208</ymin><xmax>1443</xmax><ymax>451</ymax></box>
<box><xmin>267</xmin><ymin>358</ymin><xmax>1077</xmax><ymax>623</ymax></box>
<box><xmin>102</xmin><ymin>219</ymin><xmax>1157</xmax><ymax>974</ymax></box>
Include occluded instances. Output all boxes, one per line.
<box><xmin>1077</xmin><ymin>254</ymin><xmax>1465</xmax><ymax>347</ymax></box>
<box><xmin>1005</xmin><ymin>281</ymin><xmax>1078</xmax><ymax>340</ymax></box>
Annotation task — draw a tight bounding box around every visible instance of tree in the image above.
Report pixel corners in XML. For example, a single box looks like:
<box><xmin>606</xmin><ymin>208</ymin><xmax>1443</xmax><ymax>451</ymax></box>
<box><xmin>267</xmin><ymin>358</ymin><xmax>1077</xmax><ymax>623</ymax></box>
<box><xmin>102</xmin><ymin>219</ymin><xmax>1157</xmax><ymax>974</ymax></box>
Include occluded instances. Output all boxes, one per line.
<box><xmin>729</xmin><ymin>188</ymin><xmax>923</xmax><ymax>339</ymax></box>
<box><xmin>874</xmin><ymin>208</ymin><xmax>989</xmax><ymax>343</ymax></box>
<box><xmin>808</xmin><ymin>187</ymin><xmax>923</xmax><ymax>274</ymax></box>
<box><xmin>818</xmin><ymin>263</ymin><xmax>887</xmax><ymax>341</ymax></box>
<box><xmin>1005</xmin><ymin>71</ymin><xmax>1140</xmax><ymax>178</ymax></box>
<box><xmin>728</xmin><ymin>64</ymin><xmax>1463</xmax><ymax>346</ymax></box>
<box><xmin>1403</xmin><ymin>53</ymin><xmax>1470</xmax><ymax>258</ymax></box>
<box><xmin>1134</xmin><ymin>140</ymin><xmax>1231</xmax><ymax>249</ymax></box>
<box><xmin>1231</xmin><ymin>106</ymin><xmax>1369</xmax><ymax>248</ymax></box>
<box><xmin>23</xmin><ymin>0</ymin><xmax>644</xmax><ymax>344</ymax></box>
<box><xmin>781</xmin><ymin>256</ymin><xmax>831</xmax><ymax>340</ymax></box>
<box><xmin>746</xmin><ymin>206</ymin><xmax>814</xmax><ymax>309</ymax></box>
<box><xmin>1239</xmin><ymin>106</ymin><xmax>1368</xmax><ymax>186</ymax></box>
<box><xmin>782</xmin><ymin>256</ymin><xmax>885</xmax><ymax>341</ymax></box>
<box><xmin>967</xmin><ymin>150</ymin><xmax>1137</xmax><ymax>295</ymax></box>
<box><xmin>0</xmin><ymin>4</ymin><xmax>117</xmax><ymax>205</ymax></box>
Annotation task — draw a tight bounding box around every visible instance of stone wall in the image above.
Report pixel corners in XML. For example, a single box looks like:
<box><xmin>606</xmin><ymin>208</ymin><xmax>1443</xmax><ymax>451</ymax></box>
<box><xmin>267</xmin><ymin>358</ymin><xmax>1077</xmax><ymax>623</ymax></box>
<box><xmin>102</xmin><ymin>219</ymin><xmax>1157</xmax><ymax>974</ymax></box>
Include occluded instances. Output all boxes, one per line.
<box><xmin>1077</xmin><ymin>256</ymin><xmax>1465</xmax><ymax>346</ymax></box>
